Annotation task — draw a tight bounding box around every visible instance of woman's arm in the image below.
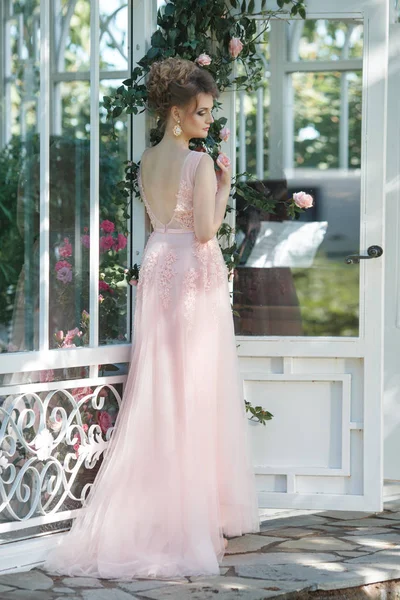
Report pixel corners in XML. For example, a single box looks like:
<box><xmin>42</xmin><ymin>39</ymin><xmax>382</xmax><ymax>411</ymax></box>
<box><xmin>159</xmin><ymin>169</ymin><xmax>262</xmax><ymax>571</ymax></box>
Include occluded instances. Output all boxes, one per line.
<box><xmin>193</xmin><ymin>153</ymin><xmax>231</xmax><ymax>243</ymax></box>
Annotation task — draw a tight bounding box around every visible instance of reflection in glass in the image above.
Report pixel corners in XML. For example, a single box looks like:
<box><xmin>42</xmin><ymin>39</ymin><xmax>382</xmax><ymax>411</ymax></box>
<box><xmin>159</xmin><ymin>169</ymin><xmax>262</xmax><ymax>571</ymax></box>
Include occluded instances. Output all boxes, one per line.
<box><xmin>233</xmin><ymin>19</ymin><xmax>362</xmax><ymax>337</ymax></box>
<box><xmin>0</xmin><ymin>1</ymin><xmax>41</xmax><ymax>353</ymax></box>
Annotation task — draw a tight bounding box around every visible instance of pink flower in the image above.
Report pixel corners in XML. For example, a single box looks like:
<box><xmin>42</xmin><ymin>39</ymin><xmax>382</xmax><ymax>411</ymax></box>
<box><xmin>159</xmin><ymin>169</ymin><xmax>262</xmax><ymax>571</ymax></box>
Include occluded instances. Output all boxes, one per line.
<box><xmin>217</xmin><ymin>152</ymin><xmax>231</xmax><ymax>168</ymax></box>
<box><xmin>100</xmin><ymin>235</ymin><xmax>115</xmax><ymax>252</ymax></box>
<box><xmin>83</xmin><ymin>226</ymin><xmax>89</xmax><ymax>233</ymax></box>
<box><xmin>81</xmin><ymin>310</ymin><xmax>90</xmax><ymax>321</ymax></box>
<box><xmin>71</xmin><ymin>386</ymin><xmax>93</xmax><ymax>402</ymax></box>
<box><xmin>54</xmin><ymin>330</ymin><xmax>64</xmax><ymax>343</ymax></box>
<box><xmin>293</xmin><ymin>191</ymin><xmax>314</xmax><ymax>209</ymax></box>
<box><xmin>55</xmin><ymin>260</ymin><xmax>71</xmax><ymax>272</ymax></box>
<box><xmin>195</xmin><ymin>53</ymin><xmax>212</xmax><ymax>66</ymax></box>
<box><xmin>113</xmin><ymin>233</ymin><xmax>127</xmax><ymax>252</ymax></box>
<box><xmin>81</xmin><ymin>234</ymin><xmax>90</xmax><ymax>249</ymax></box>
<box><xmin>59</xmin><ymin>237</ymin><xmax>72</xmax><ymax>258</ymax></box>
<box><xmin>129</xmin><ymin>278</ymin><xmax>138</xmax><ymax>286</ymax></box>
<box><xmin>219</xmin><ymin>127</ymin><xmax>231</xmax><ymax>142</ymax></box>
<box><xmin>99</xmin><ymin>280</ymin><xmax>112</xmax><ymax>293</ymax></box>
<box><xmin>99</xmin><ymin>294</ymin><xmax>104</xmax><ymax>303</ymax></box>
<box><xmin>40</xmin><ymin>369</ymin><xmax>54</xmax><ymax>383</ymax></box>
<box><xmin>62</xmin><ymin>327</ymin><xmax>82</xmax><ymax>348</ymax></box>
<box><xmin>56</xmin><ymin>266</ymin><xmax>73</xmax><ymax>284</ymax></box>
<box><xmin>82</xmin><ymin>423</ymin><xmax>88</xmax><ymax>432</ymax></box>
<box><xmin>97</xmin><ymin>411</ymin><xmax>113</xmax><ymax>435</ymax></box>
<box><xmin>229</xmin><ymin>37</ymin><xmax>243</xmax><ymax>58</ymax></box>
<box><xmin>100</xmin><ymin>220</ymin><xmax>115</xmax><ymax>233</ymax></box>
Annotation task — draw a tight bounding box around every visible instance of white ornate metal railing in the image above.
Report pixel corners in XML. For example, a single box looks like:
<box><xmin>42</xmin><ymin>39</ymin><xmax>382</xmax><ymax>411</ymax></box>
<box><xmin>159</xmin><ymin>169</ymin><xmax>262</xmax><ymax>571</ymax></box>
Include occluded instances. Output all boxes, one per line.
<box><xmin>0</xmin><ymin>376</ymin><xmax>124</xmax><ymax>530</ymax></box>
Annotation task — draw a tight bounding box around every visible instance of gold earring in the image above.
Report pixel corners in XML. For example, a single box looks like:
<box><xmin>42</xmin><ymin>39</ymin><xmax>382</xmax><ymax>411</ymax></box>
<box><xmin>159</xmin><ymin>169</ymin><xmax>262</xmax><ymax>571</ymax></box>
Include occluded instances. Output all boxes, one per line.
<box><xmin>173</xmin><ymin>120</ymin><xmax>182</xmax><ymax>137</ymax></box>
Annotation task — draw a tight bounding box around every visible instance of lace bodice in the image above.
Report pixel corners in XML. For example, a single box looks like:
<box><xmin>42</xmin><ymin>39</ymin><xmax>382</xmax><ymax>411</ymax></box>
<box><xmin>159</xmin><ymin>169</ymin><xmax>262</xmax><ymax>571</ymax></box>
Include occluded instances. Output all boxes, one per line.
<box><xmin>137</xmin><ymin>149</ymin><xmax>217</xmax><ymax>233</ymax></box>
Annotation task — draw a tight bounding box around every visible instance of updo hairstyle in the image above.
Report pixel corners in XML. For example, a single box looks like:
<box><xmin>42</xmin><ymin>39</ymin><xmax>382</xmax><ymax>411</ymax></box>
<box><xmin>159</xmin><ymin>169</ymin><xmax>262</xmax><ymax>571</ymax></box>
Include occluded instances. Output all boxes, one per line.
<box><xmin>146</xmin><ymin>57</ymin><xmax>219</xmax><ymax>131</ymax></box>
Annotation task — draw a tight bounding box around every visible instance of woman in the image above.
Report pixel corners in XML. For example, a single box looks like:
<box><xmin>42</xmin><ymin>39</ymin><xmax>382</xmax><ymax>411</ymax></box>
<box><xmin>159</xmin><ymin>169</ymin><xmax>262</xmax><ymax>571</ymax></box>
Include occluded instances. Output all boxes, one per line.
<box><xmin>43</xmin><ymin>57</ymin><xmax>260</xmax><ymax>581</ymax></box>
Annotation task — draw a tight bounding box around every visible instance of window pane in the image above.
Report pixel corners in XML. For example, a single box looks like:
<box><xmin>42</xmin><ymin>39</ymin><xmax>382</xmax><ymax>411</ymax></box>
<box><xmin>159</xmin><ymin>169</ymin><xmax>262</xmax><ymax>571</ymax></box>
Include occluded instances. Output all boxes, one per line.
<box><xmin>233</xmin><ymin>19</ymin><xmax>362</xmax><ymax>338</ymax></box>
<box><xmin>0</xmin><ymin>2</ymin><xmax>41</xmax><ymax>353</ymax></box>
<box><xmin>292</xmin><ymin>20</ymin><xmax>363</xmax><ymax>62</ymax></box>
<box><xmin>99</xmin><ymin>80</ymin><xmax>129</xmax><ymax>345</ymax></box>
<box><xmin>99</xmin><ymin>0</ymin><xmax>128</xmax><ymax>71</ymax></box>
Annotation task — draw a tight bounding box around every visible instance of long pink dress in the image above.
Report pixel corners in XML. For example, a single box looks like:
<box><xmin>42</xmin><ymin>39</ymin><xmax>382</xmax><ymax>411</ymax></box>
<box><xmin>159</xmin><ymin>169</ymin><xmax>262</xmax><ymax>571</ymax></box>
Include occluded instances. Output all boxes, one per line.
<box><xmin>43</xmin><ymin>149</ymin><xmax>260</xmax><ymax>580</ymax></box>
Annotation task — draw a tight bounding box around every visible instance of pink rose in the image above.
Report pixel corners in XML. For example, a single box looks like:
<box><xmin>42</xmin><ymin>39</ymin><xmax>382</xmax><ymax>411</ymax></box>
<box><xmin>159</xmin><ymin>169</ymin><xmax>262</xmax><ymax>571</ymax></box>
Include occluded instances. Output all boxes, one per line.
<box><xmin>129</xmin><ymin>278</ymin><xmax>138</xmax><ymax>286</ymax></box>
<box><xmin>219</xmin><ymin>127</ymin><xmax>230</xmax><ymax>142</ymax></box>
<box><xmin>99</xmin><ymin>294</ymin><xmax>104</xmax><ymax>303</ymax></box>
<box><xmin>97</xmin><ymin>411</ymin><xmax>113</xmax><ymax>434</ymax></box>
<box><xmin>195</xmin><ymin>53</ymin><xmax>212</xmax><ymax>66</ymax></box>
<box><xmin>113</xmin><ymin>233</ymin><xmax>127</xmax><ymax>252</ymax></box>
<box><xmin>59</xmin><ymin>237</ymin><xmax>72</xmax><ymax>258</ymax></box>
<box><xmin>293</xmin><ymin>191</ymin><xmax>314</xmax><ymax>209</ymax></box>
<box><xmin>55</xmin><ymin>260</ymin><xmax>71</xmax><ymax>272</ymax></box>
<box><xmin>81</xmin><ymin>234</ymin><xmax>90</xmax><ymax>249</ymax></box>
<box><xmin>100</xmin><ymin>220</ymin><xmax>115</xmax><ymax>233</ymax></box>
<box><xmin>217</xmin><ymin>152</ymin><xmax>231</xmax><ymax>168</ymax></box>
<box><xmin>99</xmin><ymin>280</ymin><xmax>112</xmax><ymax>293</ymax></box>
<box><xmin>82</xmin><ymin>423</ymin><xmax>88</xmax><ymax>432</ymax></box>
<box><xmin>100</xmin><ymin>235</ymin><xmax>115</xmax><ymax>253</ymax></box>
<box><xmin>229</xmin><ymin>37</ymin><xmax>243</xmax><ymax>59</ymax></box>
<box><xmin>62</xmin><ymin>327</ymin><xmax>82</xmax><ymax>348</ymax></box>
<box><xmin>56</xmin><ymin>266</ymin><xmax>73</xmax><ymax>284</ymax></box>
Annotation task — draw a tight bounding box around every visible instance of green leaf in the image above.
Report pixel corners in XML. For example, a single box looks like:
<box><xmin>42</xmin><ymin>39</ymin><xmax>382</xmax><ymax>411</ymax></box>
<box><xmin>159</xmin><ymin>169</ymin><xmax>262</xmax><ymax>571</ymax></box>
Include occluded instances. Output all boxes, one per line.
<box><xmin>299</xmin><ymin>6</ymin><xmax>306</xmax><ymax>18</ymax></box>
<box><xmin>112</xmin><ymin>107</ymin><xmax>123</xmax><ymax>118</ymax></box>
<box><xmin>248</xmin><ymin>0</ymin><xmax>255</xmax><ymax>13</ymax></box>
<box><xmin>230</xmin><ymin>0</ymin><xmax>237</xmax><ymax>6</ymax></box>
<box><xmin>151</xmin><ymin>30</ymin><xmax>167</xmax><ymax>48</ymax></box>
<box><xmin>277</xmin><ymin>0</ymin><xmax>284</xmax><ymax>7</ymax></box>
<box><xmin>164</xmin><ymin>3</ymin><xmax>175</xmax><ymax>16</ymax></box>
<box><xmin>122</xmin><ymin>78</ymin><xmax>132</xmax><ymax>86</ymax></box>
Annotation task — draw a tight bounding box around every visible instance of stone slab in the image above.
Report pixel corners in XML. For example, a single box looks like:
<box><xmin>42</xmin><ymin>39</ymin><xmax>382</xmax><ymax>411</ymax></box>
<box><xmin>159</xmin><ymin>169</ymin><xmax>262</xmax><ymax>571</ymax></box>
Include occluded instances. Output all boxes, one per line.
<box><xmin>277</xmin><ymin>536</ymin><xmax>356</xmax><ymax>552</ymax></box>
<box><xmin>341</xmin><ymin>532</ymin><xmax>400</xmax><ymax>550</ymax></box>
<box><xmin>118</xmin><ymin>579</ymin><xmax>187</xmax><ymax>593</ymax></box>
<box><xmin>221</xmin><ymin>551</ymin><xmax>341</xmax><ymax>567</ymax></box>
<box><xmin>0</xmin><ymin>571</ymin><xmax>54</xmax><ymax>591</ymax></box>
<box><xmin>52</xmin><ymin>587</ymin><xmax>76</xmax><ymax>593</ymax></box>
<box><xmin>260</xmin><ymin>516</ymin><xmax>328</xmax><ymax>531</ymax></box>
<box><xmin>343</xmin><ymin>527</ymin><xmax>393</xmax><ymax>536</ymax></box>
<box><xmin>62</xmin><ymin>576</ymin><xmax>104</xmax><ymax>588</ymax></box>
<box><xmin>3</xmin><ymin>592</ymin><xmax>54</xmax><ymax>600</ymax></box>
<box><xmin>376</xmin><ymin>511</ymin><xmax>400</xmax><ymax>520</ymax></box>
<box><xmin>226</xmin><ymin>534</ymin><xmax>284</xmax><ymax>554</ymax></box>
<box><xmin>266</xmin><ymin>528</ymin><xmax>320</xmax><ymax>538</ymax></box>
<box><xmin>136</xmin><ymin>576</ymin><xmax>295</xmax><ymax>599</ymax></box>
<box><xmin>343</xmin><ymin>549</ymin><xmax>400</xmax><ymax>567</ymax></box>
<box><xmin>322</xmin><ymin>518</ymin><xmax>396</xmax><ymax>528</ymax></box>
<box><xmin>320</xmin><ymin>511</ymin><xmax>375</xmax><ymax>521</ymax></box>
<box><xmin>81</xmin><ymin>589</ymin><xmax>138</xmax><ymax>600</ymax></box>
<box><xmin>0</xmin><ymin>584</ymin><xmax>16</xmax><ymax>593</ymax></box>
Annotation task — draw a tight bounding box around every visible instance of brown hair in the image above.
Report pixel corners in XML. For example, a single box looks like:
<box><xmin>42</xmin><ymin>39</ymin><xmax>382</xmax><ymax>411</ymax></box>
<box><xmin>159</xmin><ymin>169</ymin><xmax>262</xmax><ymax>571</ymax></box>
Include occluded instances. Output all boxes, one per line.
<box><xmin>146</xmin><ymin>57</ymin><xmax>219</xmax><ymax>130</ymax></box>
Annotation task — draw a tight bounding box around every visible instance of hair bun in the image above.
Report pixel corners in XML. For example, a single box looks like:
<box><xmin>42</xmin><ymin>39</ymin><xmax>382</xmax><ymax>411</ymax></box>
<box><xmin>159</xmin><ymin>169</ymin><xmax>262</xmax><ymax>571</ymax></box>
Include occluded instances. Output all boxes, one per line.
<box><xmin>146</xmin><ymin>57</ymin><xmax>219</xmax><ymax>129</ymax></box>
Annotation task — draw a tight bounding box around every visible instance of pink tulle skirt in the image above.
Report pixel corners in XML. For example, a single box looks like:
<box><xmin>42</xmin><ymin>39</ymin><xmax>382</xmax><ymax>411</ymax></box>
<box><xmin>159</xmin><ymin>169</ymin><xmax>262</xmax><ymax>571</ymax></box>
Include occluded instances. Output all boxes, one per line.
<box><xmin>43</xmin><ymin>230</ymin><xmax>260</xmax><ymax>580</ymax></box>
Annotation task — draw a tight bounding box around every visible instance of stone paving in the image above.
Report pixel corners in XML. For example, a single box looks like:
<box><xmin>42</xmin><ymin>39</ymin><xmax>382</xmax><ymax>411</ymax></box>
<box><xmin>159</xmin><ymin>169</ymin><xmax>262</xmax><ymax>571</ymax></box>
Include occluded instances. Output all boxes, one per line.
<box><xmin>2</xmin><ymin>503</ymin><xmax>400</xmax><ymax>599</ymax></box>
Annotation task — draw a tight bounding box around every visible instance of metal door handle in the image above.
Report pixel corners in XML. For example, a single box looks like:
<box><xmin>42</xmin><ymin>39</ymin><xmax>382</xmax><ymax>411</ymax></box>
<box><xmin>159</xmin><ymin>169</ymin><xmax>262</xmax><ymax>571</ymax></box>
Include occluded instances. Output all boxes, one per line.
<box><xmin>345</xmin><ymin>245</ymin><xmax>383</xmax><ymax>264</ymax></box>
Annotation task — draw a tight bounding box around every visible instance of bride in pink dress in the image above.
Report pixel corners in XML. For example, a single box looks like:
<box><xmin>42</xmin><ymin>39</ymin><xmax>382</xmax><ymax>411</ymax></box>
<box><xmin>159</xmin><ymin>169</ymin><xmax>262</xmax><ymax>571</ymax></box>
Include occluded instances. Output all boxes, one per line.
<box><xmin>43</xmin><ymin>57</ymin><xmax>259</xmax><ymax>580</ymax></box>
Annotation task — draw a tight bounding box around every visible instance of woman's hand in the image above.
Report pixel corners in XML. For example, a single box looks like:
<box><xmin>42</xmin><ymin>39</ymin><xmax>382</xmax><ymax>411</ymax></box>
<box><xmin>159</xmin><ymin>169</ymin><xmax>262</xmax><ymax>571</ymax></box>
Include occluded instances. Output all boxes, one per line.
<box><xmin>216</xmin><ymin>152</ymin><xmax>232</xmax><ymax>189</ymax></box>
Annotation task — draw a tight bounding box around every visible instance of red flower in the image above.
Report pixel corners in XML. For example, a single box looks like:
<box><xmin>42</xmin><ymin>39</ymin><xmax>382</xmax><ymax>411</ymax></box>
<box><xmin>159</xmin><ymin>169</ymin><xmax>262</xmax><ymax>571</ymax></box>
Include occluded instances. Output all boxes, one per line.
<box><xmin>113</xmin><ymin>233</ymin><xmax>127</xmax><ymax>252</ymax></box>
<box><xmin>100</xmin><ymin>235</ymin><xmax>115</xmax><ymax>252</ymax></box>
<box><xmin>97</xmin><ymin>411</ymin><xmax>113</xmax><ymax>434</ymax></box>
<box><xmin>100</xmin><ymin>220</ymin><xmax>115</xmax><ymax>233</ymax></box>
<box><xmin>99</xmin><ymin>280</ymin><xmax>112</xmax><ymax>293</ymax></box>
